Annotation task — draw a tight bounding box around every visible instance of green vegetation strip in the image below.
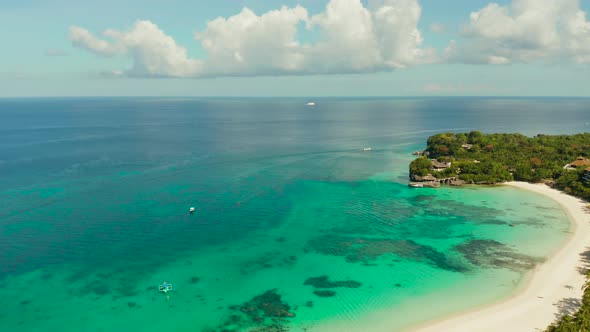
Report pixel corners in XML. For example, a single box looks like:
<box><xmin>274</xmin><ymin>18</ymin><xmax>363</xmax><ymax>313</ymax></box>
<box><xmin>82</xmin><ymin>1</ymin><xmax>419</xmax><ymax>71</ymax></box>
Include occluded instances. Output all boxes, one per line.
<box><xmin>409</xmin><ymin>131</ymin><xmax>590</xmax><ymax>199</ymax></box>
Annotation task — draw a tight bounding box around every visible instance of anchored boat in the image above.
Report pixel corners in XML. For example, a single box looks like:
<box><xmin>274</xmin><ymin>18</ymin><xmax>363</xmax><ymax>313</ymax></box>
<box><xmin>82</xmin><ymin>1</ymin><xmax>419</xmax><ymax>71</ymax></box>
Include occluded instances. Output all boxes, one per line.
<box><xmin>159</xmin><ymin>281</ymin><xmax>173</xmax><ymax>293</ymax></box>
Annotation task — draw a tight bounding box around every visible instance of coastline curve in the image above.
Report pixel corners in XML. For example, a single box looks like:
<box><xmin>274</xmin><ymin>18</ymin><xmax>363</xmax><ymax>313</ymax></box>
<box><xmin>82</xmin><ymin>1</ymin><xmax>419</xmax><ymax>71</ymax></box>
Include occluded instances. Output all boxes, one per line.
<box><xmin>413</xmin><ymin>182</ymin><xmax>590</xmax><ymax>332</ymax></box>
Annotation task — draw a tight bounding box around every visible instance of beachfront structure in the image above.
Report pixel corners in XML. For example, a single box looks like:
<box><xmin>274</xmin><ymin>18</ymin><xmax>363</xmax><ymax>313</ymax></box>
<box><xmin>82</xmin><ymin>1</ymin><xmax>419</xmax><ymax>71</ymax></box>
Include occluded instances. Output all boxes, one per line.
<box><xmin>419</xmin><ymin>175</ymin><xmax>437</xmax><ymax>182</ymax></box>
<box><xmin>431</xmin><ymin>160</ymin><xmax>451</xmax><ymax>171</ymax></box>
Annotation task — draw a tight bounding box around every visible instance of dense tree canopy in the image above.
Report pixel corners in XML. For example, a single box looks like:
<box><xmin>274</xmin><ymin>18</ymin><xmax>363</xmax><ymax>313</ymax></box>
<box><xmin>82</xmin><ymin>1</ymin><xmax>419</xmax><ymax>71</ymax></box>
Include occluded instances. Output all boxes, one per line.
<box><xmin>409</xmin><ymin>132</ymin><xmax>590</xmax><ymax>199</ymax></box>
<box><xmin>409</xmin><ymin>157</ymin><xmax>433</xmax><ymax>177</ymax></box>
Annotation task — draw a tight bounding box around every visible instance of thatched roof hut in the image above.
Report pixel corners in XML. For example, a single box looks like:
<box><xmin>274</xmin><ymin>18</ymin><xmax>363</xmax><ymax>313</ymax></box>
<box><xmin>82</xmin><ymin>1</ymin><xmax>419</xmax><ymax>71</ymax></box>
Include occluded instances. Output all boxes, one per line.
<box><xmin>569</xmin><ymin>157</ymin><xmax>590</xmax><ymax>168</ymax></box>
<box><xmin>432</xmin><ymin>160</ymin><xmax>451</xmax><ymax>170</ymax></box>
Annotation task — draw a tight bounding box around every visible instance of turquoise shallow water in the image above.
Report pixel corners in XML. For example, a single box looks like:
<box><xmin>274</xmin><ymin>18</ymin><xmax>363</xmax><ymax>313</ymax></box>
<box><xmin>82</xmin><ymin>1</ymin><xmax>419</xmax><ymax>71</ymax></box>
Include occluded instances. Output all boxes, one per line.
<box><xmin>0</xmin><ymin>98</ymin><xmax>587</xmax><ymax>331</ymax></box>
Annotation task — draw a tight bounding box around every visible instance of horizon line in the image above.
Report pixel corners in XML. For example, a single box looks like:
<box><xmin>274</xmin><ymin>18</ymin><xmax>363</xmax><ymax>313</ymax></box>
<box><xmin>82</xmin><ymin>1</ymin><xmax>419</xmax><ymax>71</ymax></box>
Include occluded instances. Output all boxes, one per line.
<box><xmin>1</xmin><ymin>95</ymin><xmax>590</xmax><ymax>99</ymax></box>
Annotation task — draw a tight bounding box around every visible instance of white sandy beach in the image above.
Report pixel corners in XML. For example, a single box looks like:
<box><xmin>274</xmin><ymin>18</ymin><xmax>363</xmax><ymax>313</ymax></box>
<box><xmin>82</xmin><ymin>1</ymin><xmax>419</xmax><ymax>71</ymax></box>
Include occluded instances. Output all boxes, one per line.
<box><xmin>415</xmin><ymin>182</ymin><xmax>590</xmax><ymax>332</ymax></box>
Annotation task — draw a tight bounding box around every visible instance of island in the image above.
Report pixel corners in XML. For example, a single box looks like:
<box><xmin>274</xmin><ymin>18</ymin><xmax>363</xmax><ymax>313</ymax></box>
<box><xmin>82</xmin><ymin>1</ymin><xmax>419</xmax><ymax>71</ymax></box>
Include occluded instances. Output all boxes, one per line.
<box><xmin>410</xmin><ymin>132</ymin><xmax>590</xmax><ymax>331</ymax></box>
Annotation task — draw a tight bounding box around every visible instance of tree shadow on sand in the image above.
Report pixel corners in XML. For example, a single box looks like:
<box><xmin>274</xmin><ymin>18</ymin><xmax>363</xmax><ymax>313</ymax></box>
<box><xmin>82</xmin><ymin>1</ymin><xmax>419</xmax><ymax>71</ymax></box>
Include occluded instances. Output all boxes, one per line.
<box><xmin>553</xmin><ymin>297</ymin><xmax>582</xmax><ymax>321</ymax></box>
<box><xmin>577</xmin><ymin>247</ymin><xmax>590</xmax><ymax>275</ymax></box>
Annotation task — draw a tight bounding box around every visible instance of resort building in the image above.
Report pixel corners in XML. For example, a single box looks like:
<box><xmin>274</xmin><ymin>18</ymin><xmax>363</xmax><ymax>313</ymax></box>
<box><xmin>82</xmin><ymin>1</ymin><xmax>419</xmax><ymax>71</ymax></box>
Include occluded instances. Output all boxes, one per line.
<box><xmin>564</xmin><ymin>157</ymin><xmax>590</xmax><ymax>170</ymax></box>
<box><xmin>432</xmin><ymin>160</ymin><xmax>452</xmax><ymax>171</ymax></box>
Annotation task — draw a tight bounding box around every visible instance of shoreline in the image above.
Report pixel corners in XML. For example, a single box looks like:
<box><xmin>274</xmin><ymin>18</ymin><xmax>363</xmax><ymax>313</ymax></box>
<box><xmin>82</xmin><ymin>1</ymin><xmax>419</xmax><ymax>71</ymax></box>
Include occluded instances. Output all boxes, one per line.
<box><xmin>414</xmin><ymin>181</ymin><xmax>590</xmax><ymax>332</ymax></box>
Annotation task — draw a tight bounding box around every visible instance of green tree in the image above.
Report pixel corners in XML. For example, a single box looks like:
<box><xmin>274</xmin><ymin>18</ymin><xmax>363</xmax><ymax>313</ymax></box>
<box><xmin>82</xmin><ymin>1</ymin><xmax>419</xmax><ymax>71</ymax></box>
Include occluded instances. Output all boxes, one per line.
<box><xmin>409</xmin><ymin>157</ymin><xmax>433</xmax><ymax>177</ymax></box>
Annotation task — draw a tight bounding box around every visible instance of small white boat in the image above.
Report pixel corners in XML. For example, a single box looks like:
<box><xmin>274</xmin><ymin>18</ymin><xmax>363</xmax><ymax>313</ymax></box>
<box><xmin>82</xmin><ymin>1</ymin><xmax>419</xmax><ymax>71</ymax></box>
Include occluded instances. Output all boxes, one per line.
<box><xmin>306</xmin><ymin>102</ymin><xmax>316</xmax><ymax>106</ymax></box>
<box><xmin>409</xmin><ymin>183</ymin><xmax>424</xmax><ymax>188</ymax></box>
<box><xmin>189</xmin><ymin>207</ymin><xmax>196</xmax><ymax>214</ymax></box>
<box><xmin>362</xmin><ymin>147</ymin><xmax>372</xmax><ymax>152</ymax></box>
<box><xmin>158</xmin><ymin>282</ymin><xmax>173</xmax><ymax>293</ymax></box>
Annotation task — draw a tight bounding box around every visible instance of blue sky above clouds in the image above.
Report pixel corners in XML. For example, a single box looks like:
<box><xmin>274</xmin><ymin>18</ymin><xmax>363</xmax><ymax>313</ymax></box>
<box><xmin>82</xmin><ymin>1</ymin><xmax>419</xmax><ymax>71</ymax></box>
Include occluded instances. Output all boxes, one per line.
<box><xmin>1</xmin><ymin>0</ymin><xmax>589</xmax><ymax>97</ymax></box>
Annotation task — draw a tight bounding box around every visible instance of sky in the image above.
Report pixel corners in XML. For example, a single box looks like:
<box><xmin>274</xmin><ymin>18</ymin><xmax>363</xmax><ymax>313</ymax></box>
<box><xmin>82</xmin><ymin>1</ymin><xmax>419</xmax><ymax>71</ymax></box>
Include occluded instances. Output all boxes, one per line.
<box><xmin>0</xmin><ymin>0</ymin><xmax>589</xmax><ymax>97</ymax></box>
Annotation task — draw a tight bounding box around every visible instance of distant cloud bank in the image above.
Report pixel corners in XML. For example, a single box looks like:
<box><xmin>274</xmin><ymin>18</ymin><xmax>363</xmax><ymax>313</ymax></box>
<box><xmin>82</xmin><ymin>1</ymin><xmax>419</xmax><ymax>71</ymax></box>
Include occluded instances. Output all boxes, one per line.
<box><xmin>69</xmin><ymin>0</ymin><xmax>590</xmax><ymax>78</ymax></box>
<box><xmin>446</xmin><ymin>0</ymin><xmax>590</xmax><ymax>65</ymax></box>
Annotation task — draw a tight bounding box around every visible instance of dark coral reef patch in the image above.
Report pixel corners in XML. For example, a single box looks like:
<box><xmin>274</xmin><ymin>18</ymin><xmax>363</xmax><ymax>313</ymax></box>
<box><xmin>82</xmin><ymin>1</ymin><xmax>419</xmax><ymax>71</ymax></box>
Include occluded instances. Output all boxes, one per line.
<box><xmin>304</xmin><ymin>276</ymin><xmax>361</xmax><ymax>289</ymax></box>
<box><xmin>454</xmin><ymin>239</ymin><xmax>544</xmax><ymax>271</ymax></box>
<box><xmin>205</xmin><ymin>289</ymin><xmax>295</xmax><ymax>331</ymax></box>
<box><xmin>306</xmin><ymin>235</ymin><xmax>467</xmax><ymax>272</ymax></box>
<box><xmin>313</xmin><ymin>290</ymin><xmax>336</xmax><ymax>297</ymax></box>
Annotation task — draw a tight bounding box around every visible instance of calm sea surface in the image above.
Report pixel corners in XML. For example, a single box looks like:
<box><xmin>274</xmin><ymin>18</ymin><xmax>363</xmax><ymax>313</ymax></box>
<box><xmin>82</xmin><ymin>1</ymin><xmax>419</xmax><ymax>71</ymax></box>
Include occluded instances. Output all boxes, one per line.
<box><xmin>0</xmin><ymin>97</ymin><xmax>588</xmax><ymax>331</ymax></box>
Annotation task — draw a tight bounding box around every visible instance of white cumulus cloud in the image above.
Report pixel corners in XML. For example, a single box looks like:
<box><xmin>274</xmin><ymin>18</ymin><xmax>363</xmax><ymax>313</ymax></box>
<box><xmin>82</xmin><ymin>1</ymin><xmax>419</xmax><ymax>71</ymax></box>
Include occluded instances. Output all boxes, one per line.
<box><xmin>448</xmin><ymin>0</ymin><xmax>590</xmax><ymax>64</ymax></box>
<box><xmin>69</xmin><ymin>0</ymin><xmax>436</xmax><ymax>78</ymax></box>
<box><xmin>70</xmin><ymin>21</ymin><xmax>202</xmax><ymax>77</ymax></box>
<box><xmin>370</xmin><ymin>0</ymin><xmax>437</xmax><ymax>67</ymax></box>
<box><xmin>196</xmin><ymin>5</ymin><xmax>309</xmax><ymax>76</ymax></box>
<box><xmin>307</xmin><ymin>0</ymin><xmax>381</xmax><ymax>72</ymax></box>
<box><xmin>70</xmin><ymin>26</ymin><xmax>125</xmax><ymax>57</ymax></box>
